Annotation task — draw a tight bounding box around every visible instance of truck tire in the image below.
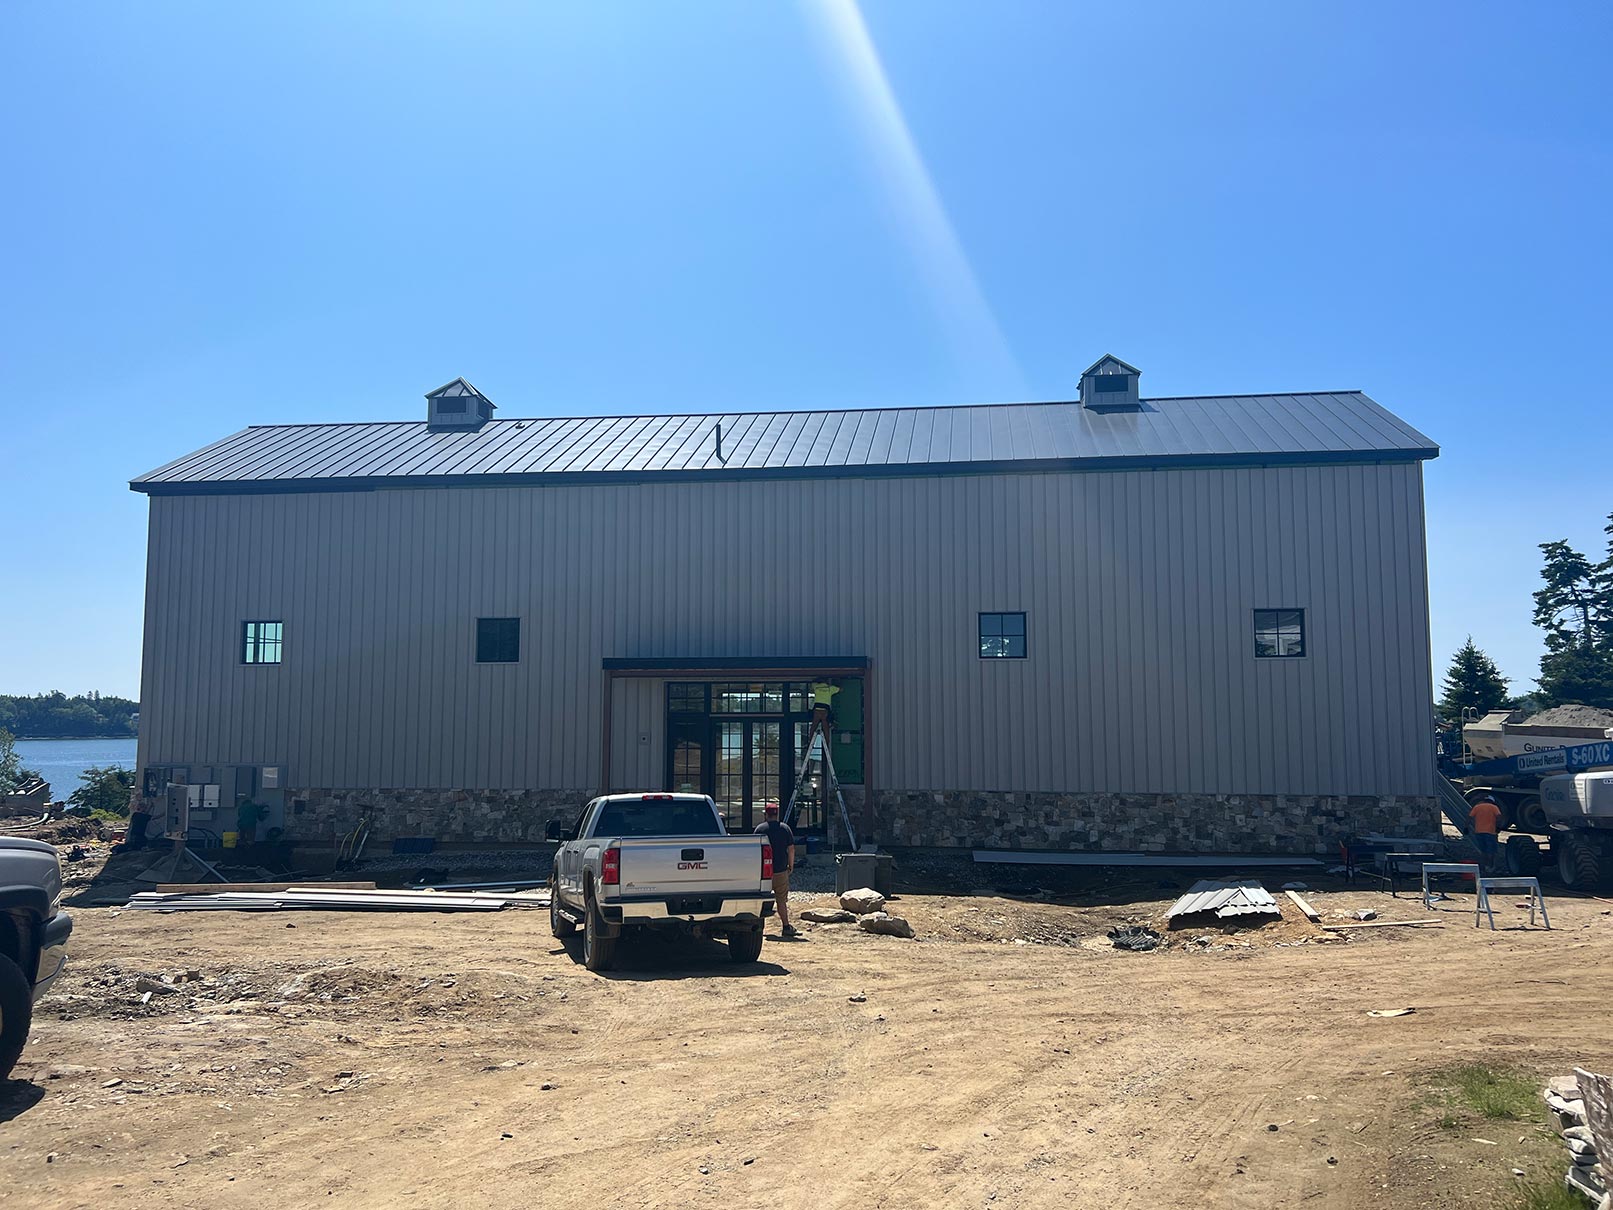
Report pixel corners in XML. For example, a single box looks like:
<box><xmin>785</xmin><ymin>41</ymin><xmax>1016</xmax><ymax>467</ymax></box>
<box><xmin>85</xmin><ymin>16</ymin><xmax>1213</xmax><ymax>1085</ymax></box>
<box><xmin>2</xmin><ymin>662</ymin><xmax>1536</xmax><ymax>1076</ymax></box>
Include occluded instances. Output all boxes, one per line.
<box><xmin>1515</xmin><ymin>796</ymin><xmax>1550</xmax><ymax>834</ymax></box>
<box><xmin>726</xmin><ymin>928</ymin><xmax>764</xmax><ymax>964</ymax></box>
<box><xmin>582</xmin><ymin>896</ymin><xmax>617</xmax><ymax>973</ymax></box>
<box><xmin>549</xmin><ymin>887</ymin><xmax>576</xmax><ymax>939</ymax></box>
<box><xmin>0</xmin><ymin>952</ymin><xmax>32</xmax><ymax>1083</ymax></box>
<box><xmin>1505</xmin><ymin>835</ymin><xmax>1542</xmax><ymax>877</ymax></box>
<box><xmin>1557</xmin><ymin>833</ymin><xmax>1613</xmax><ymax>894</ymax></box>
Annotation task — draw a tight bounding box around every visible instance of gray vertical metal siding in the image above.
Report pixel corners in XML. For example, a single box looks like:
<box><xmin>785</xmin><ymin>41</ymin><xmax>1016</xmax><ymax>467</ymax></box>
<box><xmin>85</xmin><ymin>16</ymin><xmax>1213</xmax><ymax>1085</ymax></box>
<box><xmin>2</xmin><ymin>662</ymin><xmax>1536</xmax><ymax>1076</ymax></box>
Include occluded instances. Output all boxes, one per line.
<box><xmin>608</xmin><ymin>677</ymin><xmax>665</xmax><ymax>790</ymax></box>
<box><xmin>136</xmin><ymin>463</ymin><xmax>1435</xmax><ymax>799</ymax></box>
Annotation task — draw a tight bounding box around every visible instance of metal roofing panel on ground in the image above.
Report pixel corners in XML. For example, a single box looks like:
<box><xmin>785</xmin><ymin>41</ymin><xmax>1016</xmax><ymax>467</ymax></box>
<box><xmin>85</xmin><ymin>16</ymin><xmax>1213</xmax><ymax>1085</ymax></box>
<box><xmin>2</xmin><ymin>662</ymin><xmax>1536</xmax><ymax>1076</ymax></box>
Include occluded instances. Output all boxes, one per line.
<box><xmin>1165</xmin><ymin>879</ymin><xmax>1281</xmax><ymax>920</ymax></box>
<box><xmin>131</xmin><ymin>391</ymin><xmax>1438</xmax><ymax>491</ymax></box>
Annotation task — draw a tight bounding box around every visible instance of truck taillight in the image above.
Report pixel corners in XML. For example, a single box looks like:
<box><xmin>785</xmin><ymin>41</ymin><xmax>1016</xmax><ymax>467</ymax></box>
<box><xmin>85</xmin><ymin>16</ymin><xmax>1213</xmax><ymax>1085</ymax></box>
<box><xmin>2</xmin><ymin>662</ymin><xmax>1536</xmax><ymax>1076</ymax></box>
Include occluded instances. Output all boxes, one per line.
<box><xmin>762</xmin><ymin>845</ymin><xmax>773</xmax><ymax>880</ymax></box>
<box><xmin>602</xmin><ymin>847</ymin><xmax>621</xmax><ymax>886</ymax></box>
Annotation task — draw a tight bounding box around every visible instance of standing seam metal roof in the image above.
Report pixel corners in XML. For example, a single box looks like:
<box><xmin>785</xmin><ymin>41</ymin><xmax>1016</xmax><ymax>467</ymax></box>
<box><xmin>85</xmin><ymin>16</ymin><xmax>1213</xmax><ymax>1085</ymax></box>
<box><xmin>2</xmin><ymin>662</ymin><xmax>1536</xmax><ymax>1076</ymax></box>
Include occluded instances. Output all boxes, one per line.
<box><xmin>130</xmin><ymin>392</ymin><xmax>1438</xmax><ymax>492</ymax></box>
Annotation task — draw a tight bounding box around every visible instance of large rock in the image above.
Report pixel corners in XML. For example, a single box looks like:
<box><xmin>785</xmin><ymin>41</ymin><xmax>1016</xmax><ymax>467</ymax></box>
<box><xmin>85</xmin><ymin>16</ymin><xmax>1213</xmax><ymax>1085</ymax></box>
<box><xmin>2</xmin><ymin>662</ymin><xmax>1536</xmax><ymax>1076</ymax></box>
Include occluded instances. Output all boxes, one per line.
<box><xmin>858</xmin><ymin>912</ymin><xmax>914</xmax><ymax>938</ymax></box>
<box><xmin>839</xmin><ymin>887</ymin><xmax>886</xmax><ymax>915</ymax></box>
<box><xmin>801</xmin><ymin>907</ymin><xmax>857</xmax><ymax>924</ymax></box>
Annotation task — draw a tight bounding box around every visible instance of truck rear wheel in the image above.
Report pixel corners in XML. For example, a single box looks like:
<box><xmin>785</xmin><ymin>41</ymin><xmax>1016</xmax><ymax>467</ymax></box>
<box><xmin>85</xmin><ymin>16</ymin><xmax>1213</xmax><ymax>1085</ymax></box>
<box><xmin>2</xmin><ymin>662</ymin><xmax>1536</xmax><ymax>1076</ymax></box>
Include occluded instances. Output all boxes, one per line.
<box><xmin>1556</xmin><ymin>833</ymin><xmax>1613</xmax><ymax>894</ymax></box>
<box><xmin>582</xmin><ymin>896</ymin><xmax>617</xmax><ymax>972</ymax></box>
<box><xmin>0</xmin><ymin>952</ymin><xmax>32</xmax><ymax>1082</ymax></box>
<box><xmin>727</xmin><ymin>927</ymin><xmax>764</xmax><ymax>964</ymax></box>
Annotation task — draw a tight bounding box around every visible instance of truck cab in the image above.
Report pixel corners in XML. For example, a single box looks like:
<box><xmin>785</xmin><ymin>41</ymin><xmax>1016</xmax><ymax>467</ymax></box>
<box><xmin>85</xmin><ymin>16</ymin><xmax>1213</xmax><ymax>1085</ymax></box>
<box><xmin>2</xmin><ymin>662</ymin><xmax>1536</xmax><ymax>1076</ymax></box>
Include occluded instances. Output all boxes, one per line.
<box><xmin>546</xmin><ymin>793</ymin><xmax>773</xmax><ymax>971</ymax></box>
<box><xmin>1</xmin><ymin>837</ymin><xmax>74</xmax><ymax>1081</ymax></box>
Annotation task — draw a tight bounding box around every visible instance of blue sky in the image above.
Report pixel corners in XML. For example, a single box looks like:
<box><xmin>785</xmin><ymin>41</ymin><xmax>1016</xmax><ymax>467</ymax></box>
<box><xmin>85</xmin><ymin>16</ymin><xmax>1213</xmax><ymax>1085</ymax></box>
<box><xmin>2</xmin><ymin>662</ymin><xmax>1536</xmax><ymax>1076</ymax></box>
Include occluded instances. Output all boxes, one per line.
<box><xmin>3</xmin><ymin>1</ymin><xmax>1610</xmax><ymax>701</ymax></box>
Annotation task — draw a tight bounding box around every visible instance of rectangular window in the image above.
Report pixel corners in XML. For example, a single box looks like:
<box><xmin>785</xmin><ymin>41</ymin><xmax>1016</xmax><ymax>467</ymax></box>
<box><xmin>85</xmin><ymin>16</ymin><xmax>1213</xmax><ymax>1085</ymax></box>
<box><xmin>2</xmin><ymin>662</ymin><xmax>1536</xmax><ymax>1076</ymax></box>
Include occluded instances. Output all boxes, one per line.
<box><xmin>242</xmin><ymin>621</ymin><xmax>283</xmax><ymax>664</ymax></box>
<box><xmin>476</xmin><ymin>617</ymin><xmax>521</xmax><ymax>663</ymax></box>
<box><xmin>668</xmin><ymin>682</ymin><xmax>707</xmax><ymax>714</ymax></box>
<box><xmin>712</xmin><ymin>682</ymin><xmax>784</xmax><ymax>713</ymax></box>
<box><xmin>1254</xmin><ymin>609</ymin><xmax>1306</xmax><ymax>658</ymax></box>
<box><xmin>1093</xmin><ymin>374</ymin><xmax>1129</xmax><ymax>393</ymax></box>
<box><xmin>979</xmin><ymin>612</ymin><xmax>1026</xmax><ymax>659</ymax></box>
<box><xmin>436</xmin><ymin>395</ymin><xmax>467</xmax><ymax>413</ymax></box>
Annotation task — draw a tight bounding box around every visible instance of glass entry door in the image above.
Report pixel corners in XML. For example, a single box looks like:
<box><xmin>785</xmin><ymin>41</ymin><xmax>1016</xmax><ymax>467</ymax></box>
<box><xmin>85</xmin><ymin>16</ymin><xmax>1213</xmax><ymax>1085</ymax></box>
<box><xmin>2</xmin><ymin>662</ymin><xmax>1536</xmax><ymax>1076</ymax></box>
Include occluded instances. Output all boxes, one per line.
<box><xmin>714</xmin><ymin>720</ymin><xmax>781</xmax><ymax>833</ymax></box>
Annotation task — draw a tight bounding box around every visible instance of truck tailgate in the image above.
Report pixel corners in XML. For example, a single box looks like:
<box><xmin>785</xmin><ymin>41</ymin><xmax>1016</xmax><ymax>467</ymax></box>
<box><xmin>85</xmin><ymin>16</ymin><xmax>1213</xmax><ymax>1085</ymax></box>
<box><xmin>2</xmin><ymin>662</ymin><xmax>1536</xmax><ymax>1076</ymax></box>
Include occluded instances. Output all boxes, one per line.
<box><xmin>614</xmin><ymin>837</ymin><xmax>764</xmax><ymax>897</ymax></box>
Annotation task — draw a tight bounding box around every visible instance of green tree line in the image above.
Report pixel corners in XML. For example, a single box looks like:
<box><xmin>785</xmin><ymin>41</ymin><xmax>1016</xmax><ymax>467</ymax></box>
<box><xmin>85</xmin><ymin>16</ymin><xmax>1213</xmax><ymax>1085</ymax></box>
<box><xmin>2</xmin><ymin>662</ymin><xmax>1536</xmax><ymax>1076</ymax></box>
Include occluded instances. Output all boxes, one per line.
<box><xmin>1440</xmin><ymin>510</ymin><xmax>1613</xmax><ymax>722</ymax></box>
<box><xmin>0</xmin><ymin>690</ymin><xmax>139</xmax><ymax>738</ymax></box>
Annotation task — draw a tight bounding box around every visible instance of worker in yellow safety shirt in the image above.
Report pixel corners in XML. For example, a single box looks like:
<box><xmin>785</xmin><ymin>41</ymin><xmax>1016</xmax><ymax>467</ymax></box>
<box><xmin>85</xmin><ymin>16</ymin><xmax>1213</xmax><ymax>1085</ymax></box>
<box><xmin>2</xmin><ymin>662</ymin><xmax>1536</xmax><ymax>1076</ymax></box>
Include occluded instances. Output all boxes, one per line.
<box><xmin>1468</xmin><ymin>793</ymin><xmax>1503</xmax><ymax>872</ymax></box>
<box><xmin>810</xmin><ymin>681</ymin><xmax>840</xmax><ymax>727</ymax></box>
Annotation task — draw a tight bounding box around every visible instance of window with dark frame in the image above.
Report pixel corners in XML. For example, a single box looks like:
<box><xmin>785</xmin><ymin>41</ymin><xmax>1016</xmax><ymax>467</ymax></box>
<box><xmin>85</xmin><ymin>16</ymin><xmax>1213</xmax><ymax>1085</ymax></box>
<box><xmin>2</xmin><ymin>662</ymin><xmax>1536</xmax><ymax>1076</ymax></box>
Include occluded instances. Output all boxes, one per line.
<box><xmin>436</xmin><ymin>395</ymin><xmax>468</xmax><ymax>413</ymax></box>
<box><xmin>668</xmin><ymin>682</ymin><xmax>706</xmax><ymax>714</ymax></box>
<box><xmin>1093</xmin><ymin>375</ymin><xmax>1129</xmax><ymax>393</ymax></box>
<box><xmin>241</xmin><ymin>621</ymin><xmax>283</xmax><ymax>665</ymax></box>
<box><xmin>1253</xmin><ymin>609</ymin><xmax>1306</xmax><ymax>658</ymax></box>
<box><xmin>979</xmin><ymin>612</ymin><xmax>1026</xmax><ymax>659</ymax></box>
<box><xmin>476</xmin><ymin>617</ymin><xmax>521</xmax><ymax>663</ymax></box>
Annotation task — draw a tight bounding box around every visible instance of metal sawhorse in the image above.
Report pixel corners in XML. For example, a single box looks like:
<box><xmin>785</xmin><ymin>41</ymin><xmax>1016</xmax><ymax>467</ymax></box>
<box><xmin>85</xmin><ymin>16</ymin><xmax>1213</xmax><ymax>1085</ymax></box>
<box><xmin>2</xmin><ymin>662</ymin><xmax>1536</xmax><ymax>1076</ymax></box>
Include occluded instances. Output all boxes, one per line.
<box><xmin>1474</xmin><ymin>876</ymin><xmax>1551</xmax><ymax>930</ymax></box>
<box><xmin>1420</xmin><ymin>862</ymin><xmax>1480</xmax><ymax>910</ymax></box>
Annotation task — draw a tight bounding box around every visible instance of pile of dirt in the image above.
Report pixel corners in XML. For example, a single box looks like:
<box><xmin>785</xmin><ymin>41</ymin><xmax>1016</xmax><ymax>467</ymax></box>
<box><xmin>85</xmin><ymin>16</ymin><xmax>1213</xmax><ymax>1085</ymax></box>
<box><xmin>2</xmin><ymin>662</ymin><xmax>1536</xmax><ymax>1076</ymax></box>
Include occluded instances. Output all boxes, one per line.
<box><xmin>1524</xmin><ymin>704</ymin><xmax>1613</xmax><ymax>730</ymax></box>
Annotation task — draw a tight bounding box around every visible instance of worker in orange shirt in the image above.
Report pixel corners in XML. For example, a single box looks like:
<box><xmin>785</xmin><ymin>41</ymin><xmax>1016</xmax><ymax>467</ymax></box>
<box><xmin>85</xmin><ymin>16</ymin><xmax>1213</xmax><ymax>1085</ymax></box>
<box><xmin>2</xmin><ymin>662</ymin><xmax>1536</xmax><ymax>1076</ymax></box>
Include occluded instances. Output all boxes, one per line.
<box><xmin>1468</xmin><ymin>793</ymin><xmax>1503</xmax><ymax>872</ymax></box>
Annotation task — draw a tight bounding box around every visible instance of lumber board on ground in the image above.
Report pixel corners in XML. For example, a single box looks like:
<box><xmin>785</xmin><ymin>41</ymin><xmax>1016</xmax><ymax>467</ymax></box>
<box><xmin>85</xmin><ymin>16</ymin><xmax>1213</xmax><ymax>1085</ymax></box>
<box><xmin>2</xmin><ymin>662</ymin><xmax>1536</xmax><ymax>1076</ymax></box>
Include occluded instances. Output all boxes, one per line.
<box><xmin>972</xmin><ymin>850</ymin><xmax>1323</xmax><ymax>868</ymax></box>
<box><xmin>1284</xmin><ymin>890</ymin><xmax>1321</xmax><ymax>921</ymax></box>
<box><xmin>1322</xmin><ymin>920</ymin><xmax>1444</xmax><ymax>930</ymax></box>
<box><xmin>156</xmin><ymin>882</ymin><xmax>378</xmax><ymax>893</ymax></box>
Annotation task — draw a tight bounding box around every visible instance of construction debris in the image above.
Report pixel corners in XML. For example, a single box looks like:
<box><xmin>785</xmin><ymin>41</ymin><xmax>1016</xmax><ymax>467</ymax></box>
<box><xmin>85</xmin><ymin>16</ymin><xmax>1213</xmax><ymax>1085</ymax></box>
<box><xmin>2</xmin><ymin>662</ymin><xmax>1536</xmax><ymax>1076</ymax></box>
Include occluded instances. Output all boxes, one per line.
<box><xmin>1544</xmin><ymin>1070</ymin><xmax>1611</xmax><ymax>1204</ymax></box>
<box><xmin>1166</xmin><ymin>880</ymin><xmax>1280</xmax><ymax>922</ymax></box>
<box><xmin>1107</xmin><ymin>925</ymin><xmax>1162</xmax><ymax>952</ymax></box>
<box><xmin>124</xmin><ymin>887</ymin><xmax>550</xmax><ymax>913</ymax></box>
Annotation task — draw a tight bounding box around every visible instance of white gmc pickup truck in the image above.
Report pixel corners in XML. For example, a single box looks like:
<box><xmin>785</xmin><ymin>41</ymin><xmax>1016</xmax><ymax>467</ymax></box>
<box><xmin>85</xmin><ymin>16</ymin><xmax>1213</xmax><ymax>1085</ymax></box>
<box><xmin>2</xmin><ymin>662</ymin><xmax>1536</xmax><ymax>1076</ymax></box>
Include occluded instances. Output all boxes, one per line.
<box><xmin>546</xmin><ymin>793</ymin><xmax>774</xmax><ymax>971</ymax></box>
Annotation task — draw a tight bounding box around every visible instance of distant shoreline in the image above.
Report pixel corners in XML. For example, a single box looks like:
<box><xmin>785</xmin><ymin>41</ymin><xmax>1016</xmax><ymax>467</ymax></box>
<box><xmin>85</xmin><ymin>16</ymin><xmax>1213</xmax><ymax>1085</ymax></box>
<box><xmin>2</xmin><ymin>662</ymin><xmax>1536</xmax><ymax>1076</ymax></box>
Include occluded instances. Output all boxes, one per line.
<box><xmin>13</xmin><ymin>735</ymin><xmax>137</xmax><ymax>742</ymax></box>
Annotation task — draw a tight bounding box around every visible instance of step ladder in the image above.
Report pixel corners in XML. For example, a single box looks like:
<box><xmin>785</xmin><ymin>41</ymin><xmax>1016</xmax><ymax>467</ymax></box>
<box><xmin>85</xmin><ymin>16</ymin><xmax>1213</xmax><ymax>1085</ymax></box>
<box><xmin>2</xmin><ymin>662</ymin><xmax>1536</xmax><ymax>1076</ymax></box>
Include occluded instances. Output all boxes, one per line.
<box><xmin>783</xmin><ymin>716</ymin><xmax>857</xmax><ymax>851</ymax></box>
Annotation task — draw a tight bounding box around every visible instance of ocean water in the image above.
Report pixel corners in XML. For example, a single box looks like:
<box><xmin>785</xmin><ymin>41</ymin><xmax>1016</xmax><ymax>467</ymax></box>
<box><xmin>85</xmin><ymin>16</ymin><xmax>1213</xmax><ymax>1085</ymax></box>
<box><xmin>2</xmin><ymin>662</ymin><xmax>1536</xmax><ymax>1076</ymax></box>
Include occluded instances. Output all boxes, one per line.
<box><xmin>12</xmin><ymin>737</ymin><xmax>138</xmax><ymax>801</ymax></box>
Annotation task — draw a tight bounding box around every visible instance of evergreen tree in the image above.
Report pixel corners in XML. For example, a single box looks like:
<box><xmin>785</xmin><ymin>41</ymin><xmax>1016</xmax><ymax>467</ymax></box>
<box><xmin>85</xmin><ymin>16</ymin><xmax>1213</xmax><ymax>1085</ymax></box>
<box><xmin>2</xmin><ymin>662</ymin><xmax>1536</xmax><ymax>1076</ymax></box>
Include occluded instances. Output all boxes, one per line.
<box><xmin>68</xmin><ymin>765</ymin><xmax>135</xmax><ymax>817</ymax></box>
<box><xmin>1437</xmin><ymin>637</ymin><xmax>1510</xmax><ymax>723</ymax></box>
<box><xmin>0</xmin><ymin>728</ymin><xmax>41</xmax><ymax>793</ymax></box>
<box><xmin>1532</xmin><ymin>516</ymin><xmax>1613</xmax><ymax>709</ymax></box>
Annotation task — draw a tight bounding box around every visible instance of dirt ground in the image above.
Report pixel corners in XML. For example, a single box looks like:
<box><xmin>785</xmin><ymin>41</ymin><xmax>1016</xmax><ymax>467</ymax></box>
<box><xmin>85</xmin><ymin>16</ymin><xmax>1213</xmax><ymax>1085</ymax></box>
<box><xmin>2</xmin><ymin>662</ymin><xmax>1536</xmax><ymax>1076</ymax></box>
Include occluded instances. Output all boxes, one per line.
<box><xmin>4</xmin><ymin>861</ymin><xmax>1612</xmax><ymax>1210</ymax></box>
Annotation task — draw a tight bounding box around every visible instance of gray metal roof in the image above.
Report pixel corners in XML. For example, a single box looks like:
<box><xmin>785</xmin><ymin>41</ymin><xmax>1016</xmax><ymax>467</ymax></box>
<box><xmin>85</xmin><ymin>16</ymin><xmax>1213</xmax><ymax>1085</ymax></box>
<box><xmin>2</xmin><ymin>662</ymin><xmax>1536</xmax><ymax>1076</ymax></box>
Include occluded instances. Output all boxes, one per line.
<box><xmin>131</xmin><ymin>391</ymin><xmax>1437</xmax><ymax>494</ymax></box>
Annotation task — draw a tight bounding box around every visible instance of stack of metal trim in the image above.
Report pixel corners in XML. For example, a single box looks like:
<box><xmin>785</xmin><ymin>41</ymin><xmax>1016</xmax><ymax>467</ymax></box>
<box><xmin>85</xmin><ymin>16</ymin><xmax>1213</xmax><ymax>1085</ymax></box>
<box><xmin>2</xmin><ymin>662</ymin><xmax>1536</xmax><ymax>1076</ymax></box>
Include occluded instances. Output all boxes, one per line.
<box><xmin>124</xmin><ymin>886</ymin><xmax>550</xmax><ymax>913</ymax></box>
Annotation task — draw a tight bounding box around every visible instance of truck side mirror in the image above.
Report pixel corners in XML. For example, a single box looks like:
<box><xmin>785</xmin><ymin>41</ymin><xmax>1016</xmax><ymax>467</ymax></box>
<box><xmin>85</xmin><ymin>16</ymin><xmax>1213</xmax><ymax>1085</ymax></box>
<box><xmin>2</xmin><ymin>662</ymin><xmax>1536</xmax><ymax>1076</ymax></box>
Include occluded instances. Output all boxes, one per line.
<box><xmin>545</xmin><ymin>819</ymin><xmax>564</xmax><ymax>842</ymax></box>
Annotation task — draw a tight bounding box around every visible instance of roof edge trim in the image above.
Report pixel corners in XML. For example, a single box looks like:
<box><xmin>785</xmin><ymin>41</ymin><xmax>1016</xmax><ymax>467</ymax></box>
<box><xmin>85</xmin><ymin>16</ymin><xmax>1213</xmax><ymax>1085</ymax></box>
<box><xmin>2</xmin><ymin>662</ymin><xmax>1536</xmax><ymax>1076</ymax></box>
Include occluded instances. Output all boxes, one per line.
<box><xmin>129</xmin><ymin>446</ymin><xmax>1439</xmax><ymax>497</ymax></box>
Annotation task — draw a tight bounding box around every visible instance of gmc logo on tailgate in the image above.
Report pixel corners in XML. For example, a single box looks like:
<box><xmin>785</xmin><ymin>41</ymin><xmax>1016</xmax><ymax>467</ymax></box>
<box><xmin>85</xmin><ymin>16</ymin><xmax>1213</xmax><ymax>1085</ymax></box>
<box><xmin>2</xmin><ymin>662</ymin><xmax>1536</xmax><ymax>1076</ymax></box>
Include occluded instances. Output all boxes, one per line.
<box><xmin>677</xmin><ymin>861</ymin><xmax>709</xmax><ymax>871</ymax></box>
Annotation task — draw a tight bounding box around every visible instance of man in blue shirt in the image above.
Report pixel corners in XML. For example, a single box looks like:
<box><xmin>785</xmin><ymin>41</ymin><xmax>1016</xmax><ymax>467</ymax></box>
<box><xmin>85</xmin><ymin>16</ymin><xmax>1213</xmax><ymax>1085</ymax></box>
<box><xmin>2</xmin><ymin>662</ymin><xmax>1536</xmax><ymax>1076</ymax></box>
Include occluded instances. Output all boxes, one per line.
<box><xmin>756</xmin><ymin>803</ymin><xmax>798</xmax><ymax>938</ymax></box>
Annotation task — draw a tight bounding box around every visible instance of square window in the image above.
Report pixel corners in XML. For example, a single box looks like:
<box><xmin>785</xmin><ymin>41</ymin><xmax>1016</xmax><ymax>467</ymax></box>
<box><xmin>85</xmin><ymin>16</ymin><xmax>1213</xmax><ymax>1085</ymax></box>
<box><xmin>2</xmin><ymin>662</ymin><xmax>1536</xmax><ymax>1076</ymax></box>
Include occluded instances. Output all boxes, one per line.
<box><xmin>979</xmin><ymin>612</ymin><xmax>1027</xmax><ymax>659</ymax></box>
<box><xmin>241</xmin><ymin>621</ymin><xmax>283</xmax><ymax>665</ymax></box>
<box><xmin>476</xmin><ymin>617</ymin><xmax>520</xmax><ymax>663</ymax></box>
<box><xmin>1253</xmin><ymin>609</ymin><xmax>1306</xmax><ymax>658</ymax></box>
